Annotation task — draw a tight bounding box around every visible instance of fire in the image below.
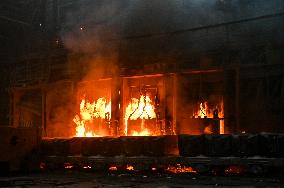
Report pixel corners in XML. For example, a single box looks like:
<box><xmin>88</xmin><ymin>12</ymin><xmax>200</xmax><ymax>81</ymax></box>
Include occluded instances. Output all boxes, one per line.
<box><xmin>126</xmin><ymin>165</ymin><xmax>134</xmax><ymax>171</ymax></box>
<box><xmin>166</xmin><ymin>164</ymin><xmax>197</xmax><ymax>174</ymax></box>
<box><xmin>64</xmin><ymin>163</ymin><xmax>74</xmax><ymax>169</ymax></box>
<box><xmin>225</xmin><ymin>166</ymin><xmax>244</xmax><ymax>175</ymax></box>
<box><xmin>39</xmin><ymin>162</ymin><xmax>46</xmax><ymax>169</ymax></box>
<box><xmin>109</xmin><ymin>166</ymin><xmax>118</xmax><ymax>171</ymax></box>
<box><xmin>83</xmin><ymin>165</ymin><xmax>92</xmax><ymax>169</ymax></box>
<box><xmin>197</xmin><ymin>102</ymin><xmax>208</xmax><ymax>118</ymax></box>
<box><xmin>124</xmin><ymin>94</ymin><xmax>156</xmax><ymax>136</ymax></box>
<box><xmin>131</xmin><ymin>129</ymin><xmax>151</xmax><ymax>136</ymax></box>
<box><xmin>204</xmin><ymin>126</ymin><xmax>213</xmax><ymax>134</ymax></box>
<box><xmin>193</xmin><ymin>101</ymin><xmax>224</xmax><ymax>119</ymax></box>
<box><xmin>73</xmin><ymin>96</ymin><xmax>111</xmax><ymax>137</ymax></box>
<box><xmin>193</xmin><ymin>100</ymin><xmax>225</xmax><ymax>134</ymax></box>
<box><xmin>64</xmin><ymin>165</ymin><xmax>73</xmax><ymax>169</ymax></box>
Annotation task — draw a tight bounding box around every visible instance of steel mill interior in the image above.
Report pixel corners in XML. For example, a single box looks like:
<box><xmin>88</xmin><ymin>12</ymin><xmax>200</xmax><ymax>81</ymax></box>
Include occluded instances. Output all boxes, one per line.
<box><xmin>0</xmin><ymin>0</ymin><xmax>284</xmax><ymax>187</ymax></box>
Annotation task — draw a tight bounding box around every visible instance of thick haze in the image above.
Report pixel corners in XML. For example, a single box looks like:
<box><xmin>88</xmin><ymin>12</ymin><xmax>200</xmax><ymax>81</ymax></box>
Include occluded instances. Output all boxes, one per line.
<box><xmin>60</xmin><ymin>0</ymin><xmax>284</xmax><ymax>65</ymax></box>
<box><xmin>52</xmin><ymin>0</ymin><xmax>284</xmax><ymax>135</ymax></box>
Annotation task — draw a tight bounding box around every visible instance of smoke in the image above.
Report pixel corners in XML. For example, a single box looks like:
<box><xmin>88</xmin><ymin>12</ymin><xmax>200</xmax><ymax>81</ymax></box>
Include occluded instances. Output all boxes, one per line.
<box><xmin>60</xmin><ymin>0</ymin><xmax>128</xmax><ymax>53</ymax></box>
<box><xmin>60</xmin><ymin>0</ymin><xmax>283</xmax><ymax>66</ymax></box>
<box><xmin>53</xmin><ymin>0</ymin><xmax>284</xmax><ymax>136</ymax></box>
<box><xmin>61</xmin><ymin>0</ymin><xmax>225</xmax><ymax>61</ymax></box>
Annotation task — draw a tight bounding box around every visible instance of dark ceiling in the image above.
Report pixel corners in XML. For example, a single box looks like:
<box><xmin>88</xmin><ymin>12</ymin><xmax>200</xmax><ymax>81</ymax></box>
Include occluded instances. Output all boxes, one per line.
<box><xmin>0</xmin><ymin>0</ymin><xmax>47</xmax><ymax>62</ymax></box>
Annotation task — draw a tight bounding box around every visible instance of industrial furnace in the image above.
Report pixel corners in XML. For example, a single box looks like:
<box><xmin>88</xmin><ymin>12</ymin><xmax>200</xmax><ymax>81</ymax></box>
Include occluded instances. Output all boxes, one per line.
<box><xmin>122</xmin><ymin>74</ymin><xmax>175</xmax><ymax>136</ymax></box>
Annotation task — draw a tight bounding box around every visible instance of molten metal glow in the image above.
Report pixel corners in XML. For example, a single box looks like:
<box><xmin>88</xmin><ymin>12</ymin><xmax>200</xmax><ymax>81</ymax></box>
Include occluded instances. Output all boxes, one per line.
<box><xmin>73</xmin><ymin>96</ymin><xmax>111</xmax><ymax>137</ymax></box>
<box><xmin>124</xmin><ymin>94</ymin><xmax>156</xmax><ymax>136</ymax></box>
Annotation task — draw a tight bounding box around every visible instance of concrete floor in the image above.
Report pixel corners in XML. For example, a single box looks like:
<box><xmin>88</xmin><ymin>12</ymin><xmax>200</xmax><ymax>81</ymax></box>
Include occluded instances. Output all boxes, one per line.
<box><xmin>0</xmin><ymin>172</ymin><xmax>283</xmax><ymax>188</ymax></box>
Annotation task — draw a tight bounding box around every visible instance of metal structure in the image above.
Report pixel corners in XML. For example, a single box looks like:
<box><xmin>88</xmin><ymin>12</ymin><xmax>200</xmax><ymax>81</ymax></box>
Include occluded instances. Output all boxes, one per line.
<box><xmin>1</xmin><ymin>0</ymin><xmax>284</xmax><ymax>174</ymax></box>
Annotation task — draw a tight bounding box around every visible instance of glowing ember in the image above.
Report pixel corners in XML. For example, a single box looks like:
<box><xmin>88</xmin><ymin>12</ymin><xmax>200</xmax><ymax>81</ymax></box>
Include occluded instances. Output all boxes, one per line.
<box><xmin>219</xmin><ymin>100</ymin><xmax>225</xmax><ymax>134</ymax></box>
<box><xmin>219</xmin><ymin>120</ymin><xmax>225</xmax><ymax>134</ymax></box>
<box><xmin>83</xmin><ymin>165</ymin><xmax>92</xmax><ymax>169</ymax></box>
<box><xmin>64</xmin><ymin>165</ymin><xmax>73</xmax><ymax>169</ymax></box>
<box><xmin>225</xmin><ymin>166</ymin><xmax>244</xmax><ymax>174</ymax></box>
<box><xmin>73</xmin><ymin>96</ymin><xmax>111</xmax><ymax>137</ymax></box>
<box><xmin>166</xmin><ymin>164</ymin><xmax>197</xmax><ymax>174</ymax></box>
<box><xmin>124</xmin><ymin>94</ymin><xmax>156</xmax><ymax>136</ymax></box>
<box><xmin>39</xmin><ymin>162</ymin><xmax>46</xmax><ymax>169</ymax></box>
<box><xmin>109</xmin><ymin>166</ymin><xmax>118</xmax><ymax>171</ymax></box>
<box><xmin>204</xmin><ymin>126</ymin><xmax>213</xmax><ymax>134</ymax></box>
<box><xmin>64</xmin><ymin>163</ymin><xmax>74</xmax><ymax>169</ymax></box>
<box><xmin>126</xmin><ymin>165</ymin><xmax>134</xmax><ymax>171</ymax></box>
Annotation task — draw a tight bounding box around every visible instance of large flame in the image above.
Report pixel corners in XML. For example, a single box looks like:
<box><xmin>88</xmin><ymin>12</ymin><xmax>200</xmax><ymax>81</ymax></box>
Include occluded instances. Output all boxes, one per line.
<box><xmin>193</xmin><ymin>102</ymin><xmax>210</xmax><ymax>118</ymax></box>
<box><xmin>193</xmin><ymin>101</ymin><xmax>224</xmax><ymax>119</ymax></box>
<box><xmin>124</xmin><ymin>94</ymin><xmax>156</xmax><ymax>136</ymax></box>
<box><xmin>73</xmin><ymin>96</ymin><xmax>111</xmax><ymax>137</ymax></box>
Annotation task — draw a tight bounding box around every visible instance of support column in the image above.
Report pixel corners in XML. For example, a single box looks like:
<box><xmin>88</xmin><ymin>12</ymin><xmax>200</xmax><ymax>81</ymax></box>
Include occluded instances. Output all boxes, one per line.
<box><xmin>9</xmin><ymin>90</ymin><xmax>14</xmax><ymax>127</ymax></box>
<box><xmin>235</xmin><ymin>67</ymin><xmax>240</xmax><ymax>133</ymax></box>
<box><xmin>41</xmin><ymin>88</ymin><xmax>46</xmax><ymax>138</ymax></box>
<box><xmin>164</xmin><ymin>74</ymin><xmax>175</xmax><ymax>135</ymax></box>
<box><xmin>111</xmin><ymin>77</ymin><xmax>122</xmax><ymax>136</ymax></box>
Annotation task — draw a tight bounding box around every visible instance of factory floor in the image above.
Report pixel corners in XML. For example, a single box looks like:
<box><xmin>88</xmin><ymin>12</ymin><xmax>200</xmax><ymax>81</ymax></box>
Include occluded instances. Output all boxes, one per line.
<box><xmin>0</xmin><ymin>172</ymin><xmax>283</xmax><ymax>188</ymax></box>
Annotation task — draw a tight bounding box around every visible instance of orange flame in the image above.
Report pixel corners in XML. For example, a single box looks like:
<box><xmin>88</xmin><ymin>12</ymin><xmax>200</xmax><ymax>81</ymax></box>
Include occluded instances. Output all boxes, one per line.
<box><xmin>109</xmin><ymin>166</ymin><xmax>118</xmax><ymax>171</ymax></box>
<box><xmin>126</xmin><ymin>165</ymin><xmax>134</xmax><ymax>171</ymax></box>
<box><xmin>166</xmin><ymin>164</ymin><xmax>197</xmax><ymax>174</ymax></box>
<box><xmin>193</xmin><ymin>101</ymin><xmax>224</xmax><ymax>119</ymax></box>
<box><xmin>83</xmin><ymin>165</ymin><xmax>92</xmax><ymax>169</ymax></box>
<box><xmin>73</xmin><ymin>96</ymin><xmax>111</xmax><ymax>137</ymax></box>
<box><xmin>64</xmin><ymin>165</ymin><xmax>73</xmax><ymax>169</ymax></box>
<box><xmin>131</xmin><ymin>129</ymin><xmax>151</xmax><ymax>136</ymax></box>
<box><xmin>39</xmin><ymin>162</ymin><xmax>46</xmax><ymax>169</ymax></box>
<box><xmin>124</xmin><ymin>94</ymin><xmax>156</xmax><ymax>136</ymax></box>
<box><xmin>225</xmin><ymin>166</ymin><xmax>244</xmax><ymax>174</ymax></box>
<box><xmin>64</xmin><ymin>163</ymin><xmax>74</xmax><ymax>169</ymax></box>
<box><xmin>193</xmin><ymin>102</ymin><xmax>209</xmax><ymax>118</ymax></box>
<box><xmin>193</xmin><ymin>100</ymin><xmax>225</xmax><ymax>134</ymax></box>
<box><xmin>199</xmin><ymin>102</ymin><xmax>208</xmax><ymax>118</ymax></box>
